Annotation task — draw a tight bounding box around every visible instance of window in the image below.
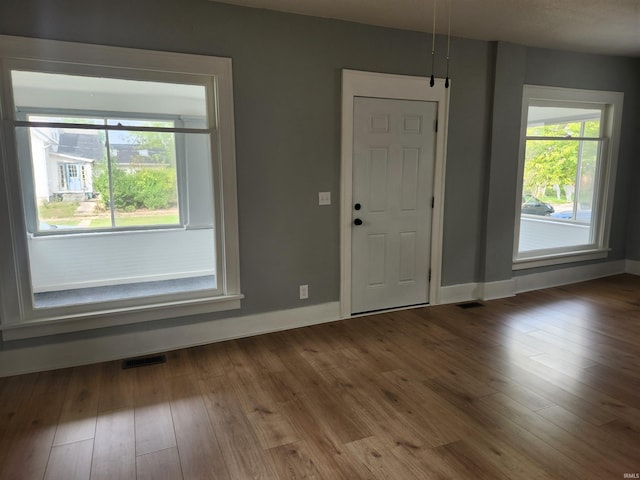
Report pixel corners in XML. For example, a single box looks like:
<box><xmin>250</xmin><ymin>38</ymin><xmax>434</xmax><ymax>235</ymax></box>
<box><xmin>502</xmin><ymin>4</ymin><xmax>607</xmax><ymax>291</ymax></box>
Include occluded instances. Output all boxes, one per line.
<box><xmin>514</xmin><ymin>86</ymin><xmax>623</xmax><ymax>269</ymax></box>
<box><xmin>0</xmin><ymin>35</ymin><xmax>241</xmax><ymax>339</ymax></box>
<box><xmin>23</xmin><ymin>107</ymin><xmax>183</xmax><ymax>231</ymax></box>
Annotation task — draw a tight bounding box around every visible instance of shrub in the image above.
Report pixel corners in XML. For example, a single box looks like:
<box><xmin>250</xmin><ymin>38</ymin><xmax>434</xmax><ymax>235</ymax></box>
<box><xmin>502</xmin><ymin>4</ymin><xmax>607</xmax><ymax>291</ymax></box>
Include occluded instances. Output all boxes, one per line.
<box><xmin>94</xmin><ymin>166</ymin><xmax>177</xmax><ymax>211</ymax></box>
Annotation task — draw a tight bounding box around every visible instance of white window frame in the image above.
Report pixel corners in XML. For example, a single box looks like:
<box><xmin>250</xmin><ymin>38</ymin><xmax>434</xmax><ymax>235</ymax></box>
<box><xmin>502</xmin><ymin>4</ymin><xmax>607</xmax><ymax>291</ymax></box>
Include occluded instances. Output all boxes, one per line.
<box><xmin>0</xmin><ymin>35</ymin><xmax>242</xmax><ymax>339</ymax></box>
<box><xmin>20</xmin><ymin>109</ymin><xmax>187</xmax><ymax>234</ymax></box>
<box><xmin>513</xmin><ymin>85</ymin><xmax>623</xmax><ymax>270</ymax></box>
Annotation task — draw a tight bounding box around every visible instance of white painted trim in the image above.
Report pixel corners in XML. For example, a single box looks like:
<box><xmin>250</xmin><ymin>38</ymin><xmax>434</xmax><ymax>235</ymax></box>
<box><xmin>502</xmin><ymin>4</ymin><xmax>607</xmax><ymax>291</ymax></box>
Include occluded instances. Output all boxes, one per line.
<box><xmin>438</xmin><ymin>282</ymin><xmax>482</xmax><ymax>305</ymax></box>
<box><xmin>482</xmin><ymin>279</ymin><xmax>516</xmax><ymax>300</ymax></box>
<box><xmin>513</xmin><ymin>85</ymin><xmax>624</xmax><ymax>265</ymax></box>
<box><xmin>0</xmin><ymin>301</ymin><xmax>341</xmax><ymax>377</ymax></box>
<box><xmin>438</xmin><ymin>259</ymin><xmax>625</xmax><ymax>305</ymax></box>
<box><xmin>513</xmin><ymin>249</ymin><xmax>609</xmax><ymax>270</ymax></box>
<box><xmin>1</xmin><ymin>295</ymin><xmax>244</xmax><ymax>341</ymax></box>
<box><xmin>0</xmin><ymin>35</ymin><xmax>242</xmax><ymax>333</ymax></box>
<box><xmin>340</xmin><ymin>69</ymin><xmax>450</xmax><ymax>317</ymax></box>
<box><xmin>514</xmin><ymin>259</ymin><xmax>625</xmax><ymax>293</ymax></box>
<box><xmin>625</xmin><ymin>259</ymin><xmax>640</xmax><ymax>276</ymax></box>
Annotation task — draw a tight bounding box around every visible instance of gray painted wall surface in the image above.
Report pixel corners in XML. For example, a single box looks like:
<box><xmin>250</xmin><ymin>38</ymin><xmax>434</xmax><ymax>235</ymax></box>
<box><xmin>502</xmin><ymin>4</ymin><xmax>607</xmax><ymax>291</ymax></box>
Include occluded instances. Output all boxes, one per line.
<box><xmin>482</xmin><ymin>42</ymin><xmax>527</xmax><ymax>283</ymax></box>
<box><xmin>0</xmin><ymin>0</ymin><xmax>638</xmax><ymax>350</ymax></box>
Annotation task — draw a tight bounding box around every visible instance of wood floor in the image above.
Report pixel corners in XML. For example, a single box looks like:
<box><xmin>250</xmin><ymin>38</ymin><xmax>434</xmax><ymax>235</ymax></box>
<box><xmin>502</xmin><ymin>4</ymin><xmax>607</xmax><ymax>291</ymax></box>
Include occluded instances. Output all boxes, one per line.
<box><xmin>1</xmin><ymin>274</ymin><xmax>639</xmax><ymax>479</ymax></box>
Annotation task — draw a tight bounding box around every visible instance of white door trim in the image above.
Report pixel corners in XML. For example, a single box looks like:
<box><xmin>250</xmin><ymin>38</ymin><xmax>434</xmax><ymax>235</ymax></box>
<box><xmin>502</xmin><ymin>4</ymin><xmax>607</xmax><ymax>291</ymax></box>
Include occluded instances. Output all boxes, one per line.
<box><xmin>340</xmin><ymin>69</ymin><xmax>450</xmax><ymax>317</ymax></box>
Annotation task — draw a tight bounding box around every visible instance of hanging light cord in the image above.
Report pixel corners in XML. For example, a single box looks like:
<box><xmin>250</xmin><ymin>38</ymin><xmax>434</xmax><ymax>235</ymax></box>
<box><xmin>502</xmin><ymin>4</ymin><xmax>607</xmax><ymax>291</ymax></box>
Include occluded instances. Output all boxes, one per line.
<box><xmin>430</xmin><ymin>0</ymin><xmax>436</xmax><ymax>87</ymax></box>
<box><xmin>445</xmin><ymin>0</ymin><xmax>451</xmax><ymax>88</ymax></box>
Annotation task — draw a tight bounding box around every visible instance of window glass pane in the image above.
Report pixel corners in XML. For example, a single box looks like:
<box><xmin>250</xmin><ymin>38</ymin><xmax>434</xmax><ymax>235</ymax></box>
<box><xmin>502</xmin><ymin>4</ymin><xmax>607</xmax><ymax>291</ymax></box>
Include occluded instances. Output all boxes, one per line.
<box><xmin>12</xmin><ymin>71</ymin><xmax>207</xmax><ymax>120</ymax></box>
<box><xmin>519</xmin><ymin>138</ymin><xmax>600</xmax><ymax>253</ymax></box>
<box><xmin>20</xmin><ymin>124</ymin><xmax>106</xmax><ymax>232</ymax></box>
<box><xmin>527</xmin><ymin>106</ymin><xmax>601</xmax><ymax>137</ymax></box>
<box><xmin>105</xmin><ymin>129</ymin><xmax>180</xmax><ymax>228</ymax></box>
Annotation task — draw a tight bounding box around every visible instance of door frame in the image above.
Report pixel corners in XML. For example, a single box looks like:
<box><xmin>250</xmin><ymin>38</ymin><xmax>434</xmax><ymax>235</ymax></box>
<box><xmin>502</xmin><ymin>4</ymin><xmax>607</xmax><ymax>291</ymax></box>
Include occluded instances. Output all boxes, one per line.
<box><xmin>340</xmin><ymin>69</ymin><xmax>450</xmax><ymax>317</ymax></box>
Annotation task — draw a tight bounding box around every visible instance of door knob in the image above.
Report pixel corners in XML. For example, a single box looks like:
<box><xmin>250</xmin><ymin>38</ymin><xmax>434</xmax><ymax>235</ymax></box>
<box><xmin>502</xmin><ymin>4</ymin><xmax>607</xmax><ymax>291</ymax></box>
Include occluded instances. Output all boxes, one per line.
<box><xmin>354</xmin><ymin>203</ymin><xmax>361</xmax><ymax>211</ymax></box>
<box><xmin>354</xmin><ymin>218</ymin><xmax>363</xmax><ymax>226</ymax></box>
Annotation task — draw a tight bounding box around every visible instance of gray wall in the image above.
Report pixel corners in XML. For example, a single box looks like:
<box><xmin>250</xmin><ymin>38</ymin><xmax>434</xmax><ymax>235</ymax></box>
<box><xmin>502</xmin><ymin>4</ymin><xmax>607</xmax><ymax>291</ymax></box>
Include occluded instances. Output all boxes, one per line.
<box><xmin>0</xmin><ymin>0</ymin><xmax>638</xmax><ymax>349</ymax></box>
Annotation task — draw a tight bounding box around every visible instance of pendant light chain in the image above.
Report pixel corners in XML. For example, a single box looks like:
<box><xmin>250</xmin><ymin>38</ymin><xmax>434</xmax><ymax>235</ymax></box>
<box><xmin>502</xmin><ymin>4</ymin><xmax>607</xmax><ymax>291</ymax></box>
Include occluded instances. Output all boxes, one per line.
<box><xmin>430</xmin><ymin>0</ymin><xmax>436</xmax><ymax>87</ymax></box>
<box><xmin>429</xmin><ymin>0</ymin><xmax>452</xmax><ymax>89</ymax></box>
<box><xmin>445</xmin><ymin>0</ymin><xmax>451</xmax><ymax>88</ymax></box>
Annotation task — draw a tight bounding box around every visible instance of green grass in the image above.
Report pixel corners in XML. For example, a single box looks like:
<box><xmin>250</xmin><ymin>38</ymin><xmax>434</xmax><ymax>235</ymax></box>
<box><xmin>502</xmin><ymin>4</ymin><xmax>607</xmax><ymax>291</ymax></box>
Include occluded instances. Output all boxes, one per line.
<box><xmin>38</xmin><ymin>201</ymin><xmax>79</xmax><ymax>218</ymax></box>
<box><xmin>89</xmin><ymin>214</ymin><xmax>179</xmax><ymax>227</ymax></box>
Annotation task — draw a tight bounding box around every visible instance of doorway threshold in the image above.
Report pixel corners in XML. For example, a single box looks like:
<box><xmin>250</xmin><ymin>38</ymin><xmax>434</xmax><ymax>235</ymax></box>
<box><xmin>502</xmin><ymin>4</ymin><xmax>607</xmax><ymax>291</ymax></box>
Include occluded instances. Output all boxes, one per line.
<box><xmin>351</xmin><ymin>302</ymin><xmax>430</xmax><ymax>317</ymax></box>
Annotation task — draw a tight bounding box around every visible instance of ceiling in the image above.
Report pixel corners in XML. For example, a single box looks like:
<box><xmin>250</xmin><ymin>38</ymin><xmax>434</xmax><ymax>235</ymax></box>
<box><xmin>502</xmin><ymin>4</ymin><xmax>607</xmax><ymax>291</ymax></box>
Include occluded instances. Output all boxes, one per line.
<box><xmin>213</xmin><ymin>0</ymin><xmax>640</xmax><ymax>57</ymax></box>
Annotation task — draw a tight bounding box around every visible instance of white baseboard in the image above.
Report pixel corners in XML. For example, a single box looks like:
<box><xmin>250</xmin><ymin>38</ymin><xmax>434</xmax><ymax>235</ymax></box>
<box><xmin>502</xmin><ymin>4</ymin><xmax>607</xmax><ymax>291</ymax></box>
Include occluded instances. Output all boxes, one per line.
<box><xmin>0</xmin><ymin>302</ymin><xmax>340</xmax><ymax>378</ymax></box>
<box><xmin>625</xmin><ymin>259</ymin><xmax>640</xmax><ymax>276</ymax></box>
<box><xmin>437</xmin><ymin>282</ymin><xmax>481</xmax><ymax>304</ymax></box>
<box><xmin>514</xmin><ymin>259</ymin><xmax>626</xmax><ymax>293</ymax></box>
<box><xmin>436</xmin><ymin>259</ymin><xmax>626</xmax><ymax>305</ymax></box>
<box><xmin>482</xmin><ymin>279</ymin><xmax>516</xmax><ymax>300</ymax></box>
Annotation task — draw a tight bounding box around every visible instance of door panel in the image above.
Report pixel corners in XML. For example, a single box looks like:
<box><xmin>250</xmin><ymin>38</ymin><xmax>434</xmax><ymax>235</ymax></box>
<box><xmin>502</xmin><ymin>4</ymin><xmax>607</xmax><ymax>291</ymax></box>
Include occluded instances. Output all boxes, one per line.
<box><xmin>351</xmin><ymin>97</ymin><xmax>437</xmax><ymax>314</ymax></box>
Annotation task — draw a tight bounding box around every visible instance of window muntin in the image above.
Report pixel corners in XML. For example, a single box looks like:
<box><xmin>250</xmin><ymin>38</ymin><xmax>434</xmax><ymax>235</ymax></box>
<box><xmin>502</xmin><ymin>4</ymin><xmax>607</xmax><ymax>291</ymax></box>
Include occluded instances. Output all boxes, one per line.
<box><xmin>514</xmin><ymin>87</ymin><xmax>622</xmax><ymax>267</ymax></box>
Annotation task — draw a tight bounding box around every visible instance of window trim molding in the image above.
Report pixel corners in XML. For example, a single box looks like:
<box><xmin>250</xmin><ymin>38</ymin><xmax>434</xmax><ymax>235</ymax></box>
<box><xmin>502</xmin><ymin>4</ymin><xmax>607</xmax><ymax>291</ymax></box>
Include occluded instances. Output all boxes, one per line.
<box><xmin>0</xmin><ymin>35</ymin><xmax>242</xmax><ymax>339</ymax></box>
<box><xmin>513</xmin><ymin>85</ymin><xmax>624</xmax><ymax>269</ymax></box>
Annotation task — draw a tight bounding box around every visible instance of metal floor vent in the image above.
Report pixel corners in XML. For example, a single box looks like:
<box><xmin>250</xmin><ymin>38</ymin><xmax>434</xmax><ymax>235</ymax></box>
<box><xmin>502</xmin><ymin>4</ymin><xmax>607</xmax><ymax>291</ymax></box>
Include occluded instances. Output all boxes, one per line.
<box><xmin>122</xmin><ymin>354</ymin><xmax>167</xmax><ymax>369</ymax></box>
<box><xmin>456</xmin><ymin>301</ymin><xmax>484</xmax><ymax>309</ymax></box>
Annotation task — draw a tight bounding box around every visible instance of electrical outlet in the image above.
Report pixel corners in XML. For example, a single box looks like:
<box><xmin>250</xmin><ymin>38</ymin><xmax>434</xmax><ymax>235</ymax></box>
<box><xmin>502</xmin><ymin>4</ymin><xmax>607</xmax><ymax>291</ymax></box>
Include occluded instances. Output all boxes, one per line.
<box><xmin>299</xmin><ymin>284</ymin><xmax>309</xmax><ymax>299</ymax></box>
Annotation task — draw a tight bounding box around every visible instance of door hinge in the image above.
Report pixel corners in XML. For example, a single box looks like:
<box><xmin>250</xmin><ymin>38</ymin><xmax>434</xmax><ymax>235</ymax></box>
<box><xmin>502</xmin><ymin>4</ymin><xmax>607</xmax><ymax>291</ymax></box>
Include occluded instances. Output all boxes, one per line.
<box><xmin>434</xmin><ymin>119</ymin><xmax>438</xmax><ymax>132</ymax></box>
<box><xmin>429</xmin><ymin>269</ymin><xmax>432</xmax><ymax>282</ymax></box>
<box><xmin>431</xmin><ymin>197</ymin><xmax>434</xmax><ymax>208</ymax></box>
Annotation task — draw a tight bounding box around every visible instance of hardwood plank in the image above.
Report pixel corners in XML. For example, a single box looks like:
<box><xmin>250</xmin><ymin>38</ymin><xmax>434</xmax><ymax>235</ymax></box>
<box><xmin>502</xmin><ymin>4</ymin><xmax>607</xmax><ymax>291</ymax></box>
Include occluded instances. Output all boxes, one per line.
<box><xmin>479</xmin><ymin>392</ymin><xmax>622</xmax><ymax>478</ymax></box>
<box><xmin>163</xmin><ymin>348</ymin><xmax>196</xmax><ymax>379</ymax></box>
<box><xmin>90</xmin><ymin>408</ymin><xmax>135</xmax><ymax>480</ymax></box>
<box><xmin>281</xmin><ymin>396</ymin><xmax>372</xmax><ymax>480</ymax></box>
<box><xmin>431</xmin><ymin>440</ymin><xmax>513</xmax><ymax>480</ymax></box>
<box><xmin>537</xmin><ymin>404</ymin><xmax>640</xmax><ymax>470</ymax></box>
<box><xmin>167</xmin><ymin>373</ymin><xmax>230</xmax><ymax>479</ymax></box>
<box><xmin>245</xmin><ymin>406</ymin><xmax>299</xmax><ymax>450</ymax></box>
<box><xmin>53</xmin><ymin>364</ymin><xmax>101</xmax><ymax>446</ymax></box>
<box><xmin>267</xmin><ymin>441</ymin><xmax>325</xmax><ymax>480</ymax></box>
<box><xmin>316</xmin><ymin>367</ymin><xmax>435</xmax><ymax>449</ymax></box>
<box><xmin>133</xmin><ymin>365</ymin><xmax>176</xmax><ymax>456</ymax></box>
<box><xmin>199</xmin><ymin>374</ymin><xmax>276</xmax><ymax>480</ymax></box>
<box><xmin>343</xmin><ymin>435</ymin><xmax>425</xmax><ymax>479</ymax></box>
<box><xmin>187</xmin><ymin>343</ymin><xmax>233</xmax><ymax>379</ymax></box>
<box><xmin>44</xmin><ymin>438</ymin><xmax>94</xmax><ymax>480</ymax></box>
<box><xmin>0</xmin><ymin>373</ymin><xmax>38</xmax><ymax>445</ymax></box>
<box><xmin>97</xmin><ymin>360</ymin><xmax>135</xmax><ymax>413</ymax></box>
<box><xmin>0</xmin><ymin>369</ymin><xmax>71</xmax><ymax>480</ymax></box>
<box><xmin>136</xmin><ymin>447</ymin><xmax>183</xmax><ymax>480</ymax></box>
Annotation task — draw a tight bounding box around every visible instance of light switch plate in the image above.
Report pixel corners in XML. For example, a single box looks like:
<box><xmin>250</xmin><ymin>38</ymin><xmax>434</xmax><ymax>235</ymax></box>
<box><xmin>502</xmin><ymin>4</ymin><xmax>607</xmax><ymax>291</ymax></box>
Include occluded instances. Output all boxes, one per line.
<box><xmin>318</xmin><ymin>191</ymin><xmax>331</xmax><ymax>205</ymax></box>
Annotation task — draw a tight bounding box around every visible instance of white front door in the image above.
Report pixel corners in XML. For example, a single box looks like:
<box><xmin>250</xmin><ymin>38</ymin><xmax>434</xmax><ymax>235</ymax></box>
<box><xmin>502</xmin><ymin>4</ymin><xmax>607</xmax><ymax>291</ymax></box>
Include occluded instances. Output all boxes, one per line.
<box><xmin>351</xmin><ymin>97</ymin><xmax>437</xmax><ymax>314</ymax></box>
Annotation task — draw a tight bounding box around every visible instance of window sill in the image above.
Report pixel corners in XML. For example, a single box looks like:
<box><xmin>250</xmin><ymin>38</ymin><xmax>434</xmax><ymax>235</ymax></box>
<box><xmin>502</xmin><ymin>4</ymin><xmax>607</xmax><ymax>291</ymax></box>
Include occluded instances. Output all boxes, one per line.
<box><xmin>513</xmin><ymin>248</ymin><xmax>609</xmax><ymax>271</ymax></box>
<box><xmin>0</xmin><ymin>294</ymin><xmax>243</xmax><ymax>341</ymax></box>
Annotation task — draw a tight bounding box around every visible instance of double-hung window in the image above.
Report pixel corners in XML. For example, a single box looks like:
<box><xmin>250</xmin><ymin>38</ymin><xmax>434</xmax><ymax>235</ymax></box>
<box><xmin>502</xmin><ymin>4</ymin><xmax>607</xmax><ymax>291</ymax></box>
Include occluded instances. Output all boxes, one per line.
<box><xmin>0</xmin><ymin>35</ymin><xmax>241</xmax><ymax>339</ymax></box>
<box><xmin>514</xmin><ymin>85</ymin><xmax>623</xmax><ymax>269</ymax></box>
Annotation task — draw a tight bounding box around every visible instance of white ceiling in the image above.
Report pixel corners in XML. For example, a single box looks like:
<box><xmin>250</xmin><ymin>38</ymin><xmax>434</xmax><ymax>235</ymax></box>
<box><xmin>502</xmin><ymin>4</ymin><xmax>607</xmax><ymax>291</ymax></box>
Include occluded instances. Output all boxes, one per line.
<box><xmin>213</xmin><ymin>0</ymin><xmax>640</xmax><ymax>57</ymax></box>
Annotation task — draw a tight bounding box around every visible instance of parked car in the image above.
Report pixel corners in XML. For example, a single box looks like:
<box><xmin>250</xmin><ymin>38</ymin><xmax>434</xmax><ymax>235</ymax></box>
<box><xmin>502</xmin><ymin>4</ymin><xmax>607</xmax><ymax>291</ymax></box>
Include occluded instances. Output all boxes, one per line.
<box><xmin>521</xmin><ymin>195</ymin><xmax>554</xmax><ymax>216</ymax></box>
<box><xmin>550</xmin><ymin>209</ymin><xmax>592</xmax><ymax>222</ymax></box>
